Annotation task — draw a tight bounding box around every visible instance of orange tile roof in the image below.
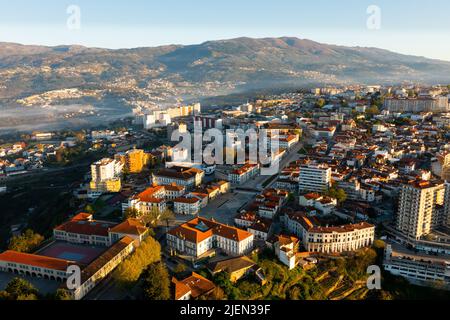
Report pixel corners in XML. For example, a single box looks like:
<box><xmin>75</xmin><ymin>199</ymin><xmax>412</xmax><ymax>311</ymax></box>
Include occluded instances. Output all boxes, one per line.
<box><xmin>168</xmin><ymin>217</ymin><xmax>253</xmax><ymax>243</ymax></box>
<box><xmin>54</xmin><ymin>217</ymin><xmax>115</xmax><ymax>237</ymax></box>
<box><xmin>109</xmin><ymin>219</ymin><xmax>148</xmax><ymax>236</ymax></box>
<box><xmin>135</xmin><ymin>186</ymin><xmax>165</xmax><ymax>202</ymax></box>
<box><xmin>0</xmin><ymin>251</ymin><xmax>75</xmax><ymax>271</ymax></box>
<box><xmin>173</xmin><ymin>272</ymin><xmax>215</xmax><ymax>300</ymax></box>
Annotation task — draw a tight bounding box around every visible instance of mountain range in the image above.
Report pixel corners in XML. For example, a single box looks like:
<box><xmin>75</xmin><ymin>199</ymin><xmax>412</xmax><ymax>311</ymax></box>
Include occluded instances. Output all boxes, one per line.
<box><xmin>1</xmin><ymin>36</ymin><xmax>450</xmax><ymax>104</ymax></box>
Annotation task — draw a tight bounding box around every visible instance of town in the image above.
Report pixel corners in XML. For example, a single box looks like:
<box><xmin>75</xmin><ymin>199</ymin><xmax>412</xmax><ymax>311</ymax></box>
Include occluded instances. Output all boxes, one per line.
<box><xmin>0</xmin><ymin>84</ymin><xmax>449</xmax><ymax>301</ymax></box>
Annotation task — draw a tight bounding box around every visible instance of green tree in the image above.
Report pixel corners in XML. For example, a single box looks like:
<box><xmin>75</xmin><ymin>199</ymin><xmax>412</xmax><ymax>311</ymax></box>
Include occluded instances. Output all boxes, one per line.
<box><xmin>315</xmin><ymin>98</ymin><xmax>326</xmax><ymax>108</ymax></box>
<box><xmin>4</xmin><ymin>278</ymin><xmax>39</xmax><ymax>300</ymax></box>
<box><xmin>124</xmin><ymin>207</ymin><xmax>140</xmax><ymax>219</ymax></box>
<box><xmin>174</xmin><ymin>263</ymin><xmax>187</xmax><ymax>274</ymax></box>
<box><xmin>366</xmin><ymin>105</ymin><xmax>380</xmax><ymax>116</ymax></box>
<box><xmin>141</xmin><ymin>262</ymin><xmax>171</xmax><ymax>300</ymax></box>
<box><xmin>113</xmin><ymin>236</ymin><xmax>161</xmax><ymax>287</ymax></box>
<box><xmin>8</xmin><ymin>229</ymin><xmax>44</xmax><ymax>253</ymax></box>
<box><xmin>54</xmin><ymin>289</ymin><xmax>73</xmax><ymax>300</ymax></box>
<box><xmin>326</xmin><ymin>188</ymin><xmax>347</xmax><ymax>204</ymax></box>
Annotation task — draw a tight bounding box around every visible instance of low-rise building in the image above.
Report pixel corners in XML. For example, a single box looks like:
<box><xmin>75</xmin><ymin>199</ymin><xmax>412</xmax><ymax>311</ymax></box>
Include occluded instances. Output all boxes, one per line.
<box><xmin>167</xmin><ymin>217</ymin><xmax>254</xmax><ymax>258</ymax></box>
<box><xmin>173</xmin><ymin>197</ymin><xmax>201</xmax><ymax>215</ymax></box>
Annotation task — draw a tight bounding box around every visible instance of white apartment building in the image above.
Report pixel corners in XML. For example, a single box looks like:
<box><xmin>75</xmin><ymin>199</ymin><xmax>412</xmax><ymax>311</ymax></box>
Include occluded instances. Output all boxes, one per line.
<box><xmin>384</xmin><ymin>97</ymin><xmax>449</xmax><ymax>113</ymax></box>
<box><xmin>167</xmin><ymin>218</ymin><xmax>254</xmax><ymax>258</ymax></box>
<box><xmin>396</xmin><ymin>180</ymin><xmax>446</xmax><ymax>241</ymax></box>
<box><xmin>298</xmin><ymin>164</ymin><xmax>332</xmax><ymax>193</ymax></box>
<box><xmin>91</xmin><ymin>158</ymin><xmax>123</xmax><ymax>182</ymax></box>
<box><xmin>284</xmin><ymin>212</ymin><xmax>375</xmax><ymax>253</ymax></box>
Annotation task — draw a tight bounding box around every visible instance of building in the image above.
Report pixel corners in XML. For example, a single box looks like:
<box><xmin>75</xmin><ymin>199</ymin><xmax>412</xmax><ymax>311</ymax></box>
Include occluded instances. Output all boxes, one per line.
<box><xmin>384</xmin><ymin>97</ymin><xmax>449</xmax><ymax>113</ymax></box>
<box><xmin>53</xmin><ymin>213</ymin><xmax>149</xmax><ymax>247</ymax></box>
<box><xmin>123</xmin><ymin>186</ymin><xmax>167</xmax><ymax>217</ymax></box>
<box><xmin>207</xmin><ymin>256</ymin><xmax>256</xmax><ymax>283</ymax></box>
<box><xmin>89</xmin><ymin>158</ymin><xmax>123</xmax><ymax>194</ymax></box>
<box><xmin>167</xmin><ymin>217</ymin><xmax>254</xmax><ymax>258</ymax></box>
<box><xmin>115</xmin><ymin>149</ymin><xmax>151</xmax><ymax>174</ymax></box>
<box><xmin>383</xmin><ymin>244</ymin><xmax>450</xmax><ymax>289</ymax></box>
<box><xmin>284</xmin><ymin>212</ymin><xmax>375</xmax><ymax>253</ymax></box>
<box><xmin>194</xmin><ymin>115</ymin><xmax>223</xmax><ymax>130</ymax></box>
<box><xmin>299</xmin><ymin>193</ymin><xmax>337</xmax><ymax>215</ymax></box>
<box><xmin>173</xmin><ymin>196</ymin><xmax>201</xmax><ymax>215</ymax></box>
<box><xmin>396</xmin><ymin>180</ymin><xmax>446</xmax><ymax>241</ymax></box>
<box><xmin>228</xmin><ymin>164</ymin><xmax>260</xmax><ymax>185</ymax></box>
<box><xmin>172</xmin><ymin>272</ymin><xmax>215</xmax><ymax>300</ymax></box>
<box><xmin>298</xmin><ymin>164</ymin><xmax>332</xmax><ymax>193</ymax></box>
<box><xmin>71</xmin><ymin>236</ymin><xmax>136</xmax><ymax>300</ymax></box>
<box><xmin>0</xmin><ymin>251</ymin><xmax>74</xmax><ymax>282</ymax></box>
<box><xmin>271</xmin><ymin>234</ymin><xmax>300</xmax><ymax>270</ymax></box>
<box><xmin>152</xmin><ymin>167</ymin><xmax>204</xmax><ymax>190</ymax></box>
<box><xmin>432</xmin><ymin>152</ymin><xmax>450</xmax><ymax>182</ymax></box>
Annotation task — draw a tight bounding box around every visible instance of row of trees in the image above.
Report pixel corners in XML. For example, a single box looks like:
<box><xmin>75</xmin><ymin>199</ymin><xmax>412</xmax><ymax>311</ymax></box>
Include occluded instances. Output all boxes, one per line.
<box><xmin>113</xmin><ymin>235</ymin><xmax>162</xmax><ymax>288</ymax></box>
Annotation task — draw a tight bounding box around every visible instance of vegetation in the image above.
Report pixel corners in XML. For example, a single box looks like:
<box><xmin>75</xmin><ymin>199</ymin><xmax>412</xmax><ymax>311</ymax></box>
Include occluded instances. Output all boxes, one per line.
<box><xmin>0</xmin><ymin>278</ymin><xmax>39</xmax><ymax>300</ymax></box>
<box><xmin>113</xmin><ymin>236</ymin><xmax>161</xmax><ymax>288</ymax></box>
<box><xmin>141</xmin><ymin>262</ymin><xmax>171</xmax><ymax>300</ymax></box>
<box><xmin>325</xmin><ymin>187</ymin><xmax>348</xmax><ymax>204</ymax></box>
<box><xmin>8</xmin><ymin>229</ymin><xmax>44</xmax><ymax>253</ymax></box>
<box><xmin>54</xmin><ymin>289</ymin><xmax>73</xmax><ymax>300</ymax></box>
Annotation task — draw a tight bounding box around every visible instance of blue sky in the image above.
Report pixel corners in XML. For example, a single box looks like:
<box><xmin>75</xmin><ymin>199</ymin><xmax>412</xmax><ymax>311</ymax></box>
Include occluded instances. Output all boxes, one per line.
<box><xmin>1</xmin><ymin>0</ymin><xmax>450</xmax><ymax>60</ymax></box>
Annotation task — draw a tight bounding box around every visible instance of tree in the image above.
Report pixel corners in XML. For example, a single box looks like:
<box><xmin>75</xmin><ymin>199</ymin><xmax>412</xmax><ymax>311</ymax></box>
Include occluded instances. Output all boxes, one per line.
<box><xmin>326</xmin><ymin>188</ymin><xmax>347</xmax><ymax>204</ymax></box>
<box><xmin>366</xmin><ymin>105</ymin><xmax>380</xmax><ymax>116</ymax></box>
<box><xmin>141</xmin><ymin>262</ymin><xmax>171</xmax><ymax>300</ymax></box>
<box><xmin>54</xmin><ymin>289</ymin><xmax>73</xmax><ymax>300</ymax></box>
<box><xmin>8</xmin><ymin>229</ymin><xmax>44</xmax><ymax>253</ymax></box>
<box><xmin>315</xmin><ymin>98</ymin><xmax>326</xmax><ymax>108</ymax></box>
<box><xmin>200</xmin><ymin>286</ymin><xmax>226</xmax><ymax>300</ymax></box>
<box><xmin>174</xmin><ymin>263</ymin><xmax>187</xmax><ymax>274</ymax></box>
<box><xmin>124</xmin><ymin>207</ymin><xmax>140</xmax><ymax>219</ymax></box>
<box><xmin>113</xmin><ymin>235</ymin><xmax>161</xmax><ymax>287</ymax></box>
<box><xmin>4</xmin><ymin>278</ymin><xmax>39</xmax><ymax>300</ymax></box>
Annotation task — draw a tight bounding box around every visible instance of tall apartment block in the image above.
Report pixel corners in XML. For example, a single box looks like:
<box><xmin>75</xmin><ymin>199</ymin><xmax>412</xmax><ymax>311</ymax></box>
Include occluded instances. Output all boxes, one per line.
<box><xmin>298</xmin><ymin>164</ymin><xmax>332</xmax><ymax>193</ymax></box>
<box><xmin>396</xmin><ymin>180</ymin><xmax>445</xmax><ymax>241</ymax></box>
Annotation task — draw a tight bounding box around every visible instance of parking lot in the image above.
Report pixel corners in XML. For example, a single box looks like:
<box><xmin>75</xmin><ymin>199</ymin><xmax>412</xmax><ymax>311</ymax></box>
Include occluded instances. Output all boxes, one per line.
<box><xmin>199</xmin><ymin>191</ymin><xmax>257</xmax><ymax>224</ymax></box>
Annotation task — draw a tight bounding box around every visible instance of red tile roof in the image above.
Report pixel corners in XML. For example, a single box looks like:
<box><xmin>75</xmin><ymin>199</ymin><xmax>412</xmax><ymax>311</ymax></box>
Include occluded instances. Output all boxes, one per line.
<box><xmin>168</xmin><ymin>217</ymin><xmax>253</xmax><ymax>243</ymax></box>
<box><xmin>0</xmin><ymin>251</ymin><xmax>75</xmax><ymax>271</ymax></box>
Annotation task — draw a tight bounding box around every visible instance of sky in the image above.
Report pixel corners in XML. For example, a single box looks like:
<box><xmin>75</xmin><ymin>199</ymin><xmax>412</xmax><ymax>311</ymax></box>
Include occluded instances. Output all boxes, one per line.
<box><xmin>1</xmin><ymin>0</ymin><xmax>450</xmax><ymax>60</ymax></box>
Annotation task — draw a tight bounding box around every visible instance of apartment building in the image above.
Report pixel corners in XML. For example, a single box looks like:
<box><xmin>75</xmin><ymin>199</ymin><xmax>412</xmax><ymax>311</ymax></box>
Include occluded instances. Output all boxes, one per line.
<box><xmin>167</xmin><ymin>217</ymin><xmax>254</xmax><ymax>258</ymax></box>
<box><xmin>384</xmin><ymin>97</ymin><xmax>449</xmax><ymax>113</ymax></box>
<box><xmin>89</xmin><ymin>158</ymin><xmax>123</xmax><ymax>193</ymax></box>
<box><xmin>284</xmin><ymin>212</ymin><xmax>375</xmax><ymax>253</ymax></box>
<box><xmin>396</xmin><ymin>180</ymin><xmax>446</xmax><ymax>241</ymax></box>
<box><xmin>115</xmin><ymin>149</ymin><xmax>151</xmax><ymax>174</ymax></box>
<box><xmin>298</xmin><ymin>164</ymin><xmax>332</xmax><ymax>193</ymax></box>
